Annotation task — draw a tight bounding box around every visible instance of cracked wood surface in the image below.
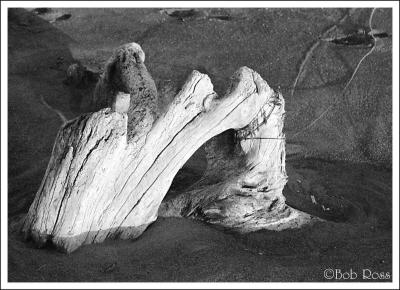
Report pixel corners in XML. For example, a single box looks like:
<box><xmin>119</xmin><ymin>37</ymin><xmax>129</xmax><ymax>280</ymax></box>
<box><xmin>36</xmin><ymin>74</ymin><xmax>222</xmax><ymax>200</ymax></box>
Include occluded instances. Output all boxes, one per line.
<box><xmin>22</xmin><ymin>64</ymin><xmax>281</xmax><ymax>253</ymax></box>
<box><xmin>159</xmin><ymin>90</ymin><xmax>315</xmax><ymax>231</ymax></box>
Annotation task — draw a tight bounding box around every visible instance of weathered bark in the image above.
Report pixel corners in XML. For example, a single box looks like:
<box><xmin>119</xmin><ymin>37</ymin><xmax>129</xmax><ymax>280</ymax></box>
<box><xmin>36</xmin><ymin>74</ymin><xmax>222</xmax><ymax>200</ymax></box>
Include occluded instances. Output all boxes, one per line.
<box><xmin>22</xmin><ymin>59</ymin><xmax>287</xmax><ymax>252</ymax></box>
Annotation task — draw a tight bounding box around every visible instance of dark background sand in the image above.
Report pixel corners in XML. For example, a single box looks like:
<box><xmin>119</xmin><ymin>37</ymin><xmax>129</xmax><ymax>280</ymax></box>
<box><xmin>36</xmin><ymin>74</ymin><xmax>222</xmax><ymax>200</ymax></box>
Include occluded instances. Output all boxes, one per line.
<box><xmin>8</xmin><ymin>8</ymin><xmax>392</xmax><ymax>282</ymax></box>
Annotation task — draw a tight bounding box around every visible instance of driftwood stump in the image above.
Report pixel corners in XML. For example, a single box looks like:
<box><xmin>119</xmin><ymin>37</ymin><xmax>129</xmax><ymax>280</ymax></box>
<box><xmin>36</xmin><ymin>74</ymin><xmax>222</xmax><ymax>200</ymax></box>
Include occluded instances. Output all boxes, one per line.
<box><xmin>159</xmin><ymin>86</ymin><xmax>313</xmax><ymax>231</ymax></box>
<box><xmin>22</xmin><ymin>43</ymin><xmax>313</xmax><ymax>253</ymax></box>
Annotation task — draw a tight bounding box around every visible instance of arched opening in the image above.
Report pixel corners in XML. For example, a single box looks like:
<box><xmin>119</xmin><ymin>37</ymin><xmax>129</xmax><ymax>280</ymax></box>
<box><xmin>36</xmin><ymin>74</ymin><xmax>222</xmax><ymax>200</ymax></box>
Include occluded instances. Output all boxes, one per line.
<box><xmin>162</xmin><ymin>129</ymin><xmax>241</xmax><ymax>203</ymax></box>
<box><xmin>164</xmin><ymin>145</ymin><xmax>208</xmax><ymax>201</ymax></box>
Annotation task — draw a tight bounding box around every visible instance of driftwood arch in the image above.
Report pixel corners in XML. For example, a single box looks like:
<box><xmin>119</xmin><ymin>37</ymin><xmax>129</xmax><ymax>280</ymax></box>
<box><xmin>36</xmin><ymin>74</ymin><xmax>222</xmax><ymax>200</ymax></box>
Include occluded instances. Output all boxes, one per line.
<box><xmin>22</xmin><ymin>43</ymin><xmax>312</xmax><ymax>253</ymax></box>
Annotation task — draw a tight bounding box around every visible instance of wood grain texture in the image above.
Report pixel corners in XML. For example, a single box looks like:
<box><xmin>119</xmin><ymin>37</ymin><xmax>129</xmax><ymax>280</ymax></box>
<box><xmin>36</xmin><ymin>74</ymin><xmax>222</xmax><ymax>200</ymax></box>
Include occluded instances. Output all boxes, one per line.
<box><xmin>159</xmin><ymin>89</ymin><xmax>315</xmax><ymax>231</ymax></box>
<box><xmin>23</xmin><ymin>54</ymin><xmax>299</xmax><ymax>252</ymax></box>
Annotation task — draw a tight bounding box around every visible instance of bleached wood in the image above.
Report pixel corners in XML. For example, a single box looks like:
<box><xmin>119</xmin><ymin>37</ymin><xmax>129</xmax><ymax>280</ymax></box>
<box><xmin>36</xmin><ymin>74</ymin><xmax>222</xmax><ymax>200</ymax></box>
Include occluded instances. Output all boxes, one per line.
<box><xmin>22</xmin><ymin>65</ymin><xmax>280</xmax><ymax>253</ymax></box>
<box><xmin>159</xmin><ymin>90</ymin><xmax>314</xmax><ymax>231</ymax></box>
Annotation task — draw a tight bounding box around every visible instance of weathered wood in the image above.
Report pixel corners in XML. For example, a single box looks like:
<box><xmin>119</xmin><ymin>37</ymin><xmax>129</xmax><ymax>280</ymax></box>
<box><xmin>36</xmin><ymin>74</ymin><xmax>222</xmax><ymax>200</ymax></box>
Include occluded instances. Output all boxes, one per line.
<box><xmin>22</xmin><ymin>43</ymin><xmax>316</xmax><ymax>253</ymax></box>
<box><xmin>22</xmin><ymin>47</ymin><xmax>283</xmax><ymax>252</ymax></box>
<box><xmin>92</xmin><ymin>42</ymin><xmax>159</xmax><ymax>143</ymax></box>
<box><xmin>159</xmin><ymin>90</ymin><xmax>314</xmax><ymax>231</ymax></box>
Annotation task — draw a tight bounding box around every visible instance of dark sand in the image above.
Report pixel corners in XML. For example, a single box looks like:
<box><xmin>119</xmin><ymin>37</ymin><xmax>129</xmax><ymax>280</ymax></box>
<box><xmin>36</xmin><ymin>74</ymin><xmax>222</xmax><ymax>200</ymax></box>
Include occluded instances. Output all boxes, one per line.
<box><xmin>8</xmin><ymin>8</ymin><xmax>392</xmax><ymax>282</ymax></box>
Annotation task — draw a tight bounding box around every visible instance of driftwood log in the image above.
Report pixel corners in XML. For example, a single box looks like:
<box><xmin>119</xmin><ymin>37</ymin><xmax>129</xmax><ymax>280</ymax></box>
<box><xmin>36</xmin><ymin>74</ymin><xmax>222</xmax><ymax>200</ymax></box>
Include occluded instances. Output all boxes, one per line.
<box><xmin>22</xmin><ymin>43</ymin><xmax>313</xmax><ymax>253</ymax></box>
<box><xmin>158</xmin><ymin>90</ymin><xmax>313</xmax><ymax>231</ymax></box>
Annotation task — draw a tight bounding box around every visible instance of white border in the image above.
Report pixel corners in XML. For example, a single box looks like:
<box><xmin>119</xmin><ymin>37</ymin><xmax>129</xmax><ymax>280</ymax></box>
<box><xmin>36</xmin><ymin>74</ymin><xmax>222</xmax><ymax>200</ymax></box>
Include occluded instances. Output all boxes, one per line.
<box><xmin>1</xmin><ymin>1</ymin><xmax>399</xmax><ymax>289</ymax></box>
